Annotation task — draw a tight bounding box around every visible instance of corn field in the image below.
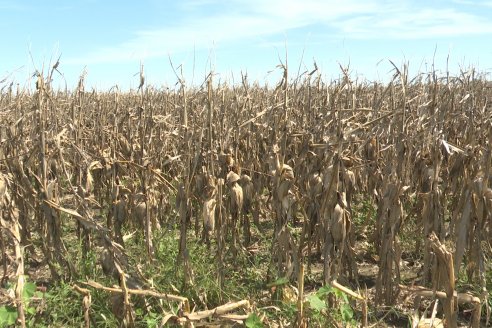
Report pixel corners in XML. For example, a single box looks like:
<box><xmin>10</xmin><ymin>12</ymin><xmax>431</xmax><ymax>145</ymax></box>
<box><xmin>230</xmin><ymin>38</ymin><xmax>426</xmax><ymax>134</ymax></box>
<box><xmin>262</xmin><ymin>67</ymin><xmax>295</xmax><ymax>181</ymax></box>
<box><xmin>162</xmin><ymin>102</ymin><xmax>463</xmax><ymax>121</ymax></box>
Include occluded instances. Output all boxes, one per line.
<box><xmin>1</xmin><ymin>62</ymin><xmax>492</xmax><ymax>327</ymax></box>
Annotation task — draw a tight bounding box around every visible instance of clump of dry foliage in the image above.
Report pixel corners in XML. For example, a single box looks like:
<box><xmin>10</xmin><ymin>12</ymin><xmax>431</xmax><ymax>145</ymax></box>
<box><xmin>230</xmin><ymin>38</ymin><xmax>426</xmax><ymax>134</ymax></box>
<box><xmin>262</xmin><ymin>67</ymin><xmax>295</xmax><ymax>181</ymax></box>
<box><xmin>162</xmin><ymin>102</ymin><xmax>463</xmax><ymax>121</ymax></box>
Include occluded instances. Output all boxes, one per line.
<box><xmin>1</xmin><ymin>61</ymin><xmax>492</xmax><ymax>327</ymax></box>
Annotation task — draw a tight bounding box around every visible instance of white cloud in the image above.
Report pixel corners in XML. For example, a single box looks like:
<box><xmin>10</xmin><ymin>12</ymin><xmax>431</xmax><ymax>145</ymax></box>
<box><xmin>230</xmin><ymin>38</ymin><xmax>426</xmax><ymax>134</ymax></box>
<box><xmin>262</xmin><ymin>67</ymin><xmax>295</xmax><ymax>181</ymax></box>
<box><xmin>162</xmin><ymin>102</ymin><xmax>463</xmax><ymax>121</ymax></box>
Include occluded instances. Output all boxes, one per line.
<box><xmin>65</xmin><ymin>0</ymin><xmax>492</xmax><ymax>65</ymax></box>
<box><xmin>452</xmin><ymin>0</ymin><xmax>492</xmax><ymax>7</ymax></box>
<box><xmin>337</xmin><ymin>6</ymin><xmax>492</xmax><ymax>39</ymax></box>
<box><xmin>66</xmin><ymin>0</ymin><xmax>377</xmax><ymax>65</ymax></box>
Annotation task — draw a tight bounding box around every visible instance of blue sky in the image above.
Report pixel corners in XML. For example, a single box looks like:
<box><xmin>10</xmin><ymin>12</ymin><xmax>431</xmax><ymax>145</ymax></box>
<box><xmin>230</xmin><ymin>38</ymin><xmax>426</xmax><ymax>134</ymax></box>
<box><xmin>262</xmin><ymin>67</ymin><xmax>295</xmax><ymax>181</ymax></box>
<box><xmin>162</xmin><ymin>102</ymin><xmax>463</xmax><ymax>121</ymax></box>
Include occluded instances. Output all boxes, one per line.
<box><xmin>1</xmin><ymin>0</ymin><xmax>492</xmax><ymax>90</ymax></box>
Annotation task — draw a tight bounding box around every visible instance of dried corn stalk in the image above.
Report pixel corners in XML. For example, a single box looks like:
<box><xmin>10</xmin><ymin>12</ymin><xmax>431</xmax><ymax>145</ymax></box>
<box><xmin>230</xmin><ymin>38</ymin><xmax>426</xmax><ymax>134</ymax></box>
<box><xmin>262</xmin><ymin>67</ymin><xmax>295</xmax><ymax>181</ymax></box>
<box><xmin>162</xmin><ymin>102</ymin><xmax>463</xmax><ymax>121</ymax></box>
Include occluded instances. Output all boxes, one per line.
<box><xmin>305</xmin><ymin>171</ymin><xmax>323</xmax><ymax>265</ymax></box>
<box><xmin>428</xmin><ymin>232</ymin><xmax>457</xmax><ymax>328</ymax></box>
<box><xmin>273</xmin><ymin>158</ymin><xmax>295</xmax><ymax>233</ymax></box>
<box><xmin>274</xmin><ymin>225</ymin><xmax>298</xmax><ymax>279</ymax></box>
<box><xmin>114</xmin><ymin>194</ymin><xmax>127</xmax><ymax>245</ymax></box>
<box><xmin>374</xmin><ymin>173</ymin><xmax>405</xmax><ymax>305</ymax></box>
<box><xmin>0</xmin><ymin>174</ymin><xmax>26</xmax><ymax>327</ymax></box>
<box><xmin>239</xmin><ymin>174</ymin><xmax>254</xmax><ymax>245</ymax></box>
<box><xmin>176</xmin><ymin>182</ymin><xmax>194</xmax><ymax>287</ymax></box>
<box><xmin>201</xmin><ymin>174</ymin><xmax>217</xmax><ymax>246</ymax></box>
<box><xmin>270</xmin><ymin>151</ymin><xmax>298</xmax><ymax>279</ymax></box>
<box><xmin>227</xmin><ymin>171</ymin><xmax>243</xmax><ymax>256</ymax></box>
<box><xmin>320</xmin><ymin>154</ymin><xmax>341</xmax><ymax>283</ymax></box>
<box><xmin>419</xmin><ymin>144</ymin><xmax>443</xmax><ymax>285</ymax></box>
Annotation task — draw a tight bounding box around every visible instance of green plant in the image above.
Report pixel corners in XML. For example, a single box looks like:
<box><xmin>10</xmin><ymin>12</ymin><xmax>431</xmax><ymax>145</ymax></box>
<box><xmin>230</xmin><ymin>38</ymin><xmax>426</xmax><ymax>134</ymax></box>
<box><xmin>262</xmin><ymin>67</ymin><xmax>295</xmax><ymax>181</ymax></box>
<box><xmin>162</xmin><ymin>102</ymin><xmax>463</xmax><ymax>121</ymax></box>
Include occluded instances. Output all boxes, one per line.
<box><xmin>352</xmin><ymin>196</ymin><xmax>377</xmax><ymax>228</ymax></box>
<box><xmin>245</xmin><ymin>313</ymin><xmax>264</xmax><ymax>328</ymax></box>
<box><xmin>0</xmin><ymin>279</ymin><xmax>42</xmax><ymax>327</ymax></box>
<box><xmin>306</xmin><ymin>285</ymin><xmax>356</xmax><ymax>326</ymax></box>
<box><xmin>0</xmin><ymin>305</ymin><xmax>17</xmax><ymax>327</ymax></box>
